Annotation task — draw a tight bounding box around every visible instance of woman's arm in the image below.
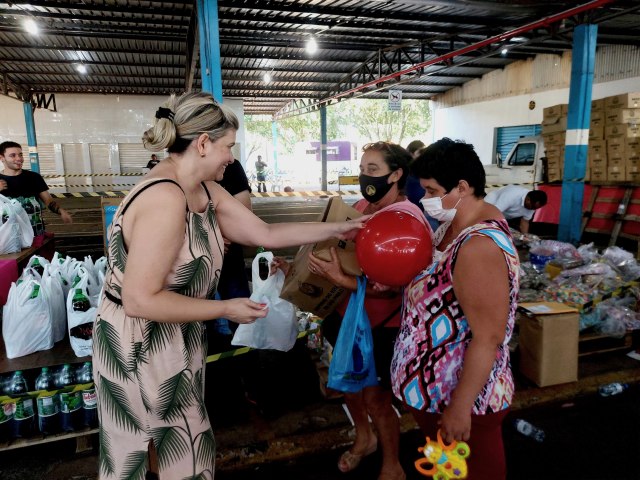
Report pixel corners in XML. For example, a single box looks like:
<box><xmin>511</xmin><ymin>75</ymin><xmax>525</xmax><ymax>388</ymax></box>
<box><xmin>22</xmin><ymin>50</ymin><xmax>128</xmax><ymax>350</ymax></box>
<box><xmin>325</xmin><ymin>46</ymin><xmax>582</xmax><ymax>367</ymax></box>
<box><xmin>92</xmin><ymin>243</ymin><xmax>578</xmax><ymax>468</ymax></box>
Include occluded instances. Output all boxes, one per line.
<box><xmin>442</xmin><ymin>236</ymin><xmax>510</xmax><ymax>443</ymax></box>
<box><xmin>120</xmin><ymin>182</ymin><xmax>267</xmax><ymax>324</ymax></box>
<box><xmin>209</xmin><ymin>181</ymin><xmax>367</xmax><ymax>248</ymax></box>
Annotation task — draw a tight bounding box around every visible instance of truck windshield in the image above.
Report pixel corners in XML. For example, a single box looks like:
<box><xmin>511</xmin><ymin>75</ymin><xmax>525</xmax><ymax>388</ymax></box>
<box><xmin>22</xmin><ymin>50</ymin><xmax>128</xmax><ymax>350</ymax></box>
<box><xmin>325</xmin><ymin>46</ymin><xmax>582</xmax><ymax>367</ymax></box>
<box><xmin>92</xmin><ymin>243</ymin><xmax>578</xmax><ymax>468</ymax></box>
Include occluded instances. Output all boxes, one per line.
<box><xmin>509</xmin><ymin>143</ymin><xmax>535</xmax><ymax>166</ymax></box>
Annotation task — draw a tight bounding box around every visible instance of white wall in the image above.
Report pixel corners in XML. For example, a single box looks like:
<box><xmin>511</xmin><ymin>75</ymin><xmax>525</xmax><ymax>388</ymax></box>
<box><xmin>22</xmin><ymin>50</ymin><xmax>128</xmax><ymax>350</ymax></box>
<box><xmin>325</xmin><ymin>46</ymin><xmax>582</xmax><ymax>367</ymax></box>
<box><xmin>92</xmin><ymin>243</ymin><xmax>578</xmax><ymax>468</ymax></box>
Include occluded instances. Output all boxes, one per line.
<box><xmin>432</xmin><ymin>76</ymin><xmax>640</xmax><ymax>165</ymax></box>
<box><xmin>0</xmin><ymin>94</ymin><xmax>247</xmax><ymax>167</ymax></box>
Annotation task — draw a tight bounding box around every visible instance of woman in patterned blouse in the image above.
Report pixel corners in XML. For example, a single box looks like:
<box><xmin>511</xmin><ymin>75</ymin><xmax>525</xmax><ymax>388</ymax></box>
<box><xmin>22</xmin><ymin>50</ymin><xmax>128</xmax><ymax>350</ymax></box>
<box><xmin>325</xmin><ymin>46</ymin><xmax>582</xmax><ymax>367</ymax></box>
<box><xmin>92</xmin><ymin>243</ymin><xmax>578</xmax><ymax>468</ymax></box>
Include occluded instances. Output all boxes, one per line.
<box><xmin>390</xmin><ymin>138</ymin><xmax>519</xmax><ymax>480</ymax></box>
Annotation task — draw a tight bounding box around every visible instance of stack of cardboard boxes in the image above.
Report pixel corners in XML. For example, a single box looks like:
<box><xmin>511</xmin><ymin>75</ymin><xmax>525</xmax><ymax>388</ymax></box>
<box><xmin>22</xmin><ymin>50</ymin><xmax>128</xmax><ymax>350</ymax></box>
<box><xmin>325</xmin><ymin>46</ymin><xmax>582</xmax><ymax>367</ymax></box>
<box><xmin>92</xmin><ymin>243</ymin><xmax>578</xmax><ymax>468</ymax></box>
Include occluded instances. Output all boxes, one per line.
<box><xmin>542</xmin><ymin>92</ymin><xmax>640</xmax><ymax>183</ymax></box>
<box><xmin>541</xmin><ymin>103</ymin><xmax>567</xmax><ymax>182</ymax></box>
<box><xmin>603</xmin><ymin>92</ymin><xmax>640</xmax><ymax>182</ymax></box>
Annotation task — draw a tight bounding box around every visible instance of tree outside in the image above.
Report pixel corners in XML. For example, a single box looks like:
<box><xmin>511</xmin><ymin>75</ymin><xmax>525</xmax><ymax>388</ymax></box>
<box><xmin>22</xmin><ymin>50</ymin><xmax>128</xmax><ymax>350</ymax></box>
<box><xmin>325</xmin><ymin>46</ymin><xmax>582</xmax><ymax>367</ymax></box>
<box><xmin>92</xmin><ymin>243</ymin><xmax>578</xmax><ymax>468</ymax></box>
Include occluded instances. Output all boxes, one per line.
<box><xmin>245</xmin><ymin>98</ymin><xmax>431</xmax><ymax>190</ymax></box>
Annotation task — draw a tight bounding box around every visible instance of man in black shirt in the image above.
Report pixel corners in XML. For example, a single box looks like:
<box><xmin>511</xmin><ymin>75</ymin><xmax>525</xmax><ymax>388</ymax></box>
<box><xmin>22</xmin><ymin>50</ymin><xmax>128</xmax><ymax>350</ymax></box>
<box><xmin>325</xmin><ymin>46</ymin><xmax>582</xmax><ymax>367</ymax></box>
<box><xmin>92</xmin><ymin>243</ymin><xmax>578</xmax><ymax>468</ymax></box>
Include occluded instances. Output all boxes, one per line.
<box><xmin>146</xmin><ymin>154</ymin><xmax>160</xmax><ymax>169</ymax></box>
<box><xmin>0</xmin><ymin>141</ymin><xmax>73</xmax><ymax>224</ymax></box>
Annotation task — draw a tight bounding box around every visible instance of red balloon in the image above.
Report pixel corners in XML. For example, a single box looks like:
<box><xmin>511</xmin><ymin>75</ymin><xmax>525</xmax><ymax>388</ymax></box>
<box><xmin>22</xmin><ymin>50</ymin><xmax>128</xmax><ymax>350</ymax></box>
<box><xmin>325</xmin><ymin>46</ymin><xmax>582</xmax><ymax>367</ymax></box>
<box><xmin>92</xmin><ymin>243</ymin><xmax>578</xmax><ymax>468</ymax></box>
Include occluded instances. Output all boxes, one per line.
<box><xmin>356</xmin><ymin>210</ymin><xmax>433</xmax><ymax>286</ymax></box>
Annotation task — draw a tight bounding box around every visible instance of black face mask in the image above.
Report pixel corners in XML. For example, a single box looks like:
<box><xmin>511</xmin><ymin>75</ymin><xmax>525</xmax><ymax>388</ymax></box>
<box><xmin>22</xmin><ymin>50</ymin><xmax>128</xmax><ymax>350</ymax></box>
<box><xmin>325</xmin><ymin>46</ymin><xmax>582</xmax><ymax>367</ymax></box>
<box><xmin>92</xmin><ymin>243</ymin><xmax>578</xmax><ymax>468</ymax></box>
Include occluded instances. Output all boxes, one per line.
<box><xmin>359</xmin><ymin>173</ymin><xmax>393</xmax><ymax>203</ymax></box>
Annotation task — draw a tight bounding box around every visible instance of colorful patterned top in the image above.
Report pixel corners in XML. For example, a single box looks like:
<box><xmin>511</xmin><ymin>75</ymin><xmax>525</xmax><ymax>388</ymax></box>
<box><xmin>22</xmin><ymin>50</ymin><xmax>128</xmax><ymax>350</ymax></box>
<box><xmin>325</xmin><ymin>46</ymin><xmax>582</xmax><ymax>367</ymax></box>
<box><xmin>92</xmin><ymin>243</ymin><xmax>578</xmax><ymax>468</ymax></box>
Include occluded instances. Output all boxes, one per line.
<box><xmin>390</xmin><ymin>219</ymin><xmax>518</xmax><ymax>415</ymax></box>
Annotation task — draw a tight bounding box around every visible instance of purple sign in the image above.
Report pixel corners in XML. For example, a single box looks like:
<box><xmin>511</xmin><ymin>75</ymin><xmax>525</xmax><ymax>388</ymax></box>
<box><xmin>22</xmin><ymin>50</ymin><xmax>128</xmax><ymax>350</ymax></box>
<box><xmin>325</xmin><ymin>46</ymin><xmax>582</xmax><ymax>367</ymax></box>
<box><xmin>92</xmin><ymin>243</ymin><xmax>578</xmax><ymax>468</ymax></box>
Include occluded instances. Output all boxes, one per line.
<box><xmin>308</xmin><ymin>141</ymin><xmax>355</xmax><ymax>161</ymax></box>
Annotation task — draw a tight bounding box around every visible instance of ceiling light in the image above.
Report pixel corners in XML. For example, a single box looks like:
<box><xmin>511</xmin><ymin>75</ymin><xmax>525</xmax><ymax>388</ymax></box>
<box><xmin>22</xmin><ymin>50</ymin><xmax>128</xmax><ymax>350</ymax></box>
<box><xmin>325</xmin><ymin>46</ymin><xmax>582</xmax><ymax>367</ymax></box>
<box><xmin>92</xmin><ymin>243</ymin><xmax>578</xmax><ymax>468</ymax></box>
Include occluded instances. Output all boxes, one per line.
<box><xmin>76</xmin><ymin>64</ymin><xmax>88</xmax><ymax>74</ymax></box>
<box><xmin>24</xmin><ymin>19</ymin><xmax>39</xmax><ymax>35</ymax></box>
<box><xmin>263</xmin><ymin>72</ymin><xmax>272</xmax><ymax>84</ymax></box>
<box><xmin>306</xmin><ymin>38</ymin><xmax>318</xmax><ymax>55</ymax></box>
<box><xmin>501</xmin><ymin>48</ymin><xmax>509</xmax><ymax>55</ymax></box>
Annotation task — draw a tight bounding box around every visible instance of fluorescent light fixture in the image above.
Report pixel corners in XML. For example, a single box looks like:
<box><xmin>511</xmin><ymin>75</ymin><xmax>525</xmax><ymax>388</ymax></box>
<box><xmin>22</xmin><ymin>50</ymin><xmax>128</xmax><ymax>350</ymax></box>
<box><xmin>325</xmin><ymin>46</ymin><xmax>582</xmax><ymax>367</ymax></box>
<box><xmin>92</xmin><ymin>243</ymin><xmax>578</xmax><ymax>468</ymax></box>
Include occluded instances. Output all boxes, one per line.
<box><xmin>76</xmin><ymin>64</ymin><xmax>88</xmax><ymax>74</ymax></box>
<box><xmin>501</xmin><ymin>48</ymin><xmax>509</xmax><ymax>55</ymax></box>
<box><xmin>306</xmin><ymin>37</ymin><xmax>318</xmax><ymax>55</ymax></box>
<box><xmin>263</xmin><ymin>72</ymin><xmax>272</xmax><ymax>83</ymax></box>
<box><xmin>24</xmin><ymin>19</ymin><xmax>39</xmax><ymax>35</ymax></box>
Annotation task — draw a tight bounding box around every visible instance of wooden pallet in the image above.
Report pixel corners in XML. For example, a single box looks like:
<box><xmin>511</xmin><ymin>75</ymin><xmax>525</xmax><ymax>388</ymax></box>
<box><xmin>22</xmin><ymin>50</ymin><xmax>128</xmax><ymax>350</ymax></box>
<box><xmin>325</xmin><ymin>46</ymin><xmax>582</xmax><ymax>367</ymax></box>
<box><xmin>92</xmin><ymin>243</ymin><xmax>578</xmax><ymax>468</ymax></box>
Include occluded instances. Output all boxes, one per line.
<box><xmin>0</xmin><ymin>427</ymin><xmax>98</xmax><ymax>452</ymax></box>
<box><xmin>578</xmin><ymin>331</ymin><xmax>634</xmax><ymax>357</ymax></box>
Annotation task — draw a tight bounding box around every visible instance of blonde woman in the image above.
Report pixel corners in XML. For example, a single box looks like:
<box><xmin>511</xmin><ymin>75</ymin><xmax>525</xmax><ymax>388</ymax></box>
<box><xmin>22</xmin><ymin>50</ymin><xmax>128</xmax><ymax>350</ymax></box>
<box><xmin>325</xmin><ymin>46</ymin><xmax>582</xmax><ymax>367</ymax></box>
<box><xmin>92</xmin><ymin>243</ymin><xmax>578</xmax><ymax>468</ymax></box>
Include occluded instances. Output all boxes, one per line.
<box><xmin>92</xmin><ymin>91</ymin><xmax>366</xmax><ymax>480</ymax></box>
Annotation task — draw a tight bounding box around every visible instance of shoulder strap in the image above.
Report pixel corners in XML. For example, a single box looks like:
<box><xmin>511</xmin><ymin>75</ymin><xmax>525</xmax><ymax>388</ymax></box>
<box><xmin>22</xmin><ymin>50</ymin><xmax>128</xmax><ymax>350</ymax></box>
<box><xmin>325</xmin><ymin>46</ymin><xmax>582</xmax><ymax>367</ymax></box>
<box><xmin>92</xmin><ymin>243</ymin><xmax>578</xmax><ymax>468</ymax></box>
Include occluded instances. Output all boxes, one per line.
<box><xmin>121</xmin><ymin>179</ymin><xmax>186</xmax><ymax>216</ymax></box>
<box><xmin>201</xmin><ymin>181</ymin><xmax>212</xmax><ymax>201</ymax></box>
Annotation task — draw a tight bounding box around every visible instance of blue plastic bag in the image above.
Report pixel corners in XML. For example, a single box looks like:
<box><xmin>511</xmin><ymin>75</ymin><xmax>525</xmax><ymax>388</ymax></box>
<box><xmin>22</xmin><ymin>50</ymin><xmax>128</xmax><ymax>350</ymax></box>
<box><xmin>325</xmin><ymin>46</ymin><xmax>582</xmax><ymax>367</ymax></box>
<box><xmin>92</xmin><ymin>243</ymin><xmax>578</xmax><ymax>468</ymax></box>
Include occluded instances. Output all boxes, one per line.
<box><xmin>327</xmin><ymin>276</ymin><xmax>378</xmax><ymax>393</ymax></box>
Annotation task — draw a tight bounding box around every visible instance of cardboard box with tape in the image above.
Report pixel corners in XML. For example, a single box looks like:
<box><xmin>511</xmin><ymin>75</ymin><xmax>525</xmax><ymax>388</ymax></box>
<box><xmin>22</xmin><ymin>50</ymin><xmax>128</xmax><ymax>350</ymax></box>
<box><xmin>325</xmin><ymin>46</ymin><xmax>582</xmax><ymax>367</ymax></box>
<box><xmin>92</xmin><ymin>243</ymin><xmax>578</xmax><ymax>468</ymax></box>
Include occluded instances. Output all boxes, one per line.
<box><xmin>518</xmin><ymin>302</ymin><xmax>579</xmax><ymax>387</ymax></box>
<box><xmin>279</xmin><ymin>197</ymin><xmax>362</xmax><ymax>318</ymax></box>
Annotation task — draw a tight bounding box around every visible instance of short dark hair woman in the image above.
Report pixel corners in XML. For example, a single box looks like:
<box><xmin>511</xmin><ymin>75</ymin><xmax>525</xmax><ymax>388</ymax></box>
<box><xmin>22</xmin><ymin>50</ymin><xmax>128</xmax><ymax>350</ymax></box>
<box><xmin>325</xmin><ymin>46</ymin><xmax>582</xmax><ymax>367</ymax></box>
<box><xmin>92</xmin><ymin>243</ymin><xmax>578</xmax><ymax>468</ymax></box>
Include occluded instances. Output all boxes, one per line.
<box><xmin>391</xmin><ymin>138</ymin><xmax>518</xmax><ymax>479</ymax></box>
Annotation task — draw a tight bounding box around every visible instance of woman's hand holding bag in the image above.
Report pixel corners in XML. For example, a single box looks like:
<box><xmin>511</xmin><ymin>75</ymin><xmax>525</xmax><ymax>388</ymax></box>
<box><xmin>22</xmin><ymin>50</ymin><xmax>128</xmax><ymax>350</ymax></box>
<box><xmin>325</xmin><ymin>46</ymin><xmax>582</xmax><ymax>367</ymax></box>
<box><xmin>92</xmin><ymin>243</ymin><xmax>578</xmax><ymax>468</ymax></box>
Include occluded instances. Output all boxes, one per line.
<box><xmin>231</xmin><ymin>251</ymin><xmax>299</xmax><ymax>352</ymax></box>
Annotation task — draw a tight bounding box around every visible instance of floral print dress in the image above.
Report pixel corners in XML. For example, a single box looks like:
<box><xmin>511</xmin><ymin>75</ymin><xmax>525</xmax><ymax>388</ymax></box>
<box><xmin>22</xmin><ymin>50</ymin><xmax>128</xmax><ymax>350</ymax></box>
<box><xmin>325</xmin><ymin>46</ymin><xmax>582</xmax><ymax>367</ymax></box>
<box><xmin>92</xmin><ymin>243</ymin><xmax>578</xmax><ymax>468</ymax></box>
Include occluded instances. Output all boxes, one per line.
<box><xmin>93</xmin><ymin>179</ymin><xmax>223</xmax><ymax>480</ymax></box>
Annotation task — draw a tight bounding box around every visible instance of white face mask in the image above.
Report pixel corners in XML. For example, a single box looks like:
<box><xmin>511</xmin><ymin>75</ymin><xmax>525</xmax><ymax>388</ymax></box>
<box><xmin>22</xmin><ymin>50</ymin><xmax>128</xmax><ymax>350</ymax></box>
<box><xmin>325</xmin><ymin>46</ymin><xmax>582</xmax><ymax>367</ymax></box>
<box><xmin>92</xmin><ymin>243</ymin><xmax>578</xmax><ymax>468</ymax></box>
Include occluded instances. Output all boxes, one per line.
<box><xmin>420</xmin><ymin>193</ymin><xmax>460</xmax><ymax>222</ymax></box>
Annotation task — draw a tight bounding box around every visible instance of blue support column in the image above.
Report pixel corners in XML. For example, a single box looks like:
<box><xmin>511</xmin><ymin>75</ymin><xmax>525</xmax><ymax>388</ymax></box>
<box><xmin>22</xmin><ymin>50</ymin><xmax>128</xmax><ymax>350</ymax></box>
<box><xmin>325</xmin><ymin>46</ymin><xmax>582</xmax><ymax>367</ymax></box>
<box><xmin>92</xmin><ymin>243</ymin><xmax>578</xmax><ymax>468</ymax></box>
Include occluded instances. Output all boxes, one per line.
<box><xmin>320</xmin><ymin>105</ymin><xmax>328</xmax><ymax>191</ymax></box>
<box><xmin>196</xmin><ymin>0</ymin><xmax>223</xmax><ymax>102</ymax></box>
<box><xmin>271</xmin><ymin>120</ymin><xmax>278</xmax><ymax>177</ymax></box>
<box><xmin>558</xmin><ymin>24</ymin><xmax>598</xmax><ymax>244</ymax></box>
<box><xmin>23</xmin><ymin>101</ymin><xmax>40</xmax><ymax>173</ymax></box>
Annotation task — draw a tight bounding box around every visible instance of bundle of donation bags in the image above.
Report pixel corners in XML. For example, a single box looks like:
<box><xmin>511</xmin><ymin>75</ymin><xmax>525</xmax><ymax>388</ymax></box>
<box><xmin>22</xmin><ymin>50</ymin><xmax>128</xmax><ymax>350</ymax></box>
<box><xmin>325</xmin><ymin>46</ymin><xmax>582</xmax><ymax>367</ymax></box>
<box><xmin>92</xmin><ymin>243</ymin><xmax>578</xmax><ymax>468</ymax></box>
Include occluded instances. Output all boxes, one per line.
<box><xmin>2</xmin><ymin>253</ymin><xmax>106</xmax><ymax>359</ymax></box>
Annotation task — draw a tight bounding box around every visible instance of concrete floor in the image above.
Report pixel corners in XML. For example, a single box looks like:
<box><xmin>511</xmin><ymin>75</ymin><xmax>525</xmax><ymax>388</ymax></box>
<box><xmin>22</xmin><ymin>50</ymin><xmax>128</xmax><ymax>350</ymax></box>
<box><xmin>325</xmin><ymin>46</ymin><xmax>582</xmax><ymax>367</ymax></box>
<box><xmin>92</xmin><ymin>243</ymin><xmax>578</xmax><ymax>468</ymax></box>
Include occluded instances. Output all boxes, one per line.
<box><xmin>1</xmin><ymin>351</ymin><xmax>639</xmax><ymax>480</ymax></box>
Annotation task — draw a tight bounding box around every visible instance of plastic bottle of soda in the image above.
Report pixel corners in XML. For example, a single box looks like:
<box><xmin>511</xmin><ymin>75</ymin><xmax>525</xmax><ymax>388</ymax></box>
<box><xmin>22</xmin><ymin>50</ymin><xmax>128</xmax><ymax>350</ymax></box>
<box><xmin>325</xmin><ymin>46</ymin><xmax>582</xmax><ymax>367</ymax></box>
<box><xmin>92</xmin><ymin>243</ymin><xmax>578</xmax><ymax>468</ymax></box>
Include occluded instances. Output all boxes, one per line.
<box><xmin>31</xmin><ymin>258</ymin><xmax>44</xmax><ymax>277</ymax></box>
<box><xmin>6</xmin><ymin>371</ymin><xmax>36</xmax><ymax>438</ymax></box>
<box><xmin>35</xmin><ymin>367</ymin><xmax>60</xmax><ymax>435</ymax></box>
<box><xmin>72</xmin><ymin>289</ymin><xmax>91</xmax><ymax>311</ymax></box>
<box><xmin>30</xmin><ymin>284</ymin><xmax>41</xmax><ymax>299</ymax></box>
<box><xmin>513</xmin><ymin>418</ymin><xmax>545</xmax><ymax>442</ymax></box>
<box><xmin>77</xmin><ymin>362</ymin><xmax>98</xmax><ymax>428</ymax></box>
<box><xmin>56</xmin><ymin>364</ymin><xmax>83</xmax><ymax>432</ymax></box>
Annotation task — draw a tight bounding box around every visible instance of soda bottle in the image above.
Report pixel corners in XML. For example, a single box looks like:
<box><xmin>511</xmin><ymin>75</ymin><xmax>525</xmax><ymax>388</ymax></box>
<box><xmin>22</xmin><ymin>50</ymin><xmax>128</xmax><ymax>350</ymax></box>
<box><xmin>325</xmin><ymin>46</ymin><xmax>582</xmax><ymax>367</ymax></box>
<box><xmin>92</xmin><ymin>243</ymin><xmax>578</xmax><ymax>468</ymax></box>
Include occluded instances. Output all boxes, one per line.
<box><xmin>257</xmin><ymin>246</ymin><xmax>269</xmax><ymax>281</ymax></box>
<box><xmin>6</xmin><ymin>371</ymin><xmax>35</xmax><ymax>438</ymax></box>
<box><xmin>598</xmin><ymin>382</ymin><xmax>628</xmax><ymax>397</ymax></box>
<box><xmin>72</xmin><ymin>289</ymin><xmax>91</xmax><ymax>312</ymax></box>
<box><xmin>21</xmin><ymin>197</ymin><xmax>35</xmax><ymax>215</ymax></box>
<box><xmin>31</xmin><ymin>258</ymin><xmax>44</xmax><ymax>277</ymax></box>
<box><xmin>57</xmin><ymin>364</ymin><xmax>83</xmax><ymax>432</ymax></box>
<box><xmin>77</xmin><ymin>362</ymin><xmax>98</xmax><ymax>428</ymax></box>
<box><xmin>513</xmin><ymin>418</ymin><xmax>545</xmax><ymax>442</ymax></box>
<box><xmin>35</xmin><ymin>367</ymin><xmax>60</xmax><ymax>435</ymax></box>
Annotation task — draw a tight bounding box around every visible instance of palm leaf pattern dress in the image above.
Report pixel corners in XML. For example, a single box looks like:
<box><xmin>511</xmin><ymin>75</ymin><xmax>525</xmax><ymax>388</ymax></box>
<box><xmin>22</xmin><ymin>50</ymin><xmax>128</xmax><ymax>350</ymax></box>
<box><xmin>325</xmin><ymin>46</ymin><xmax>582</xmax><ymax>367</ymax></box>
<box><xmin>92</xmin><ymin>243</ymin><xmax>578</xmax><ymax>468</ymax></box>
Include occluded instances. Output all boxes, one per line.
<box><xmin>93</xmin><ymin>179</ymin><xmax>223</xmax><ymax>480</ymax></box>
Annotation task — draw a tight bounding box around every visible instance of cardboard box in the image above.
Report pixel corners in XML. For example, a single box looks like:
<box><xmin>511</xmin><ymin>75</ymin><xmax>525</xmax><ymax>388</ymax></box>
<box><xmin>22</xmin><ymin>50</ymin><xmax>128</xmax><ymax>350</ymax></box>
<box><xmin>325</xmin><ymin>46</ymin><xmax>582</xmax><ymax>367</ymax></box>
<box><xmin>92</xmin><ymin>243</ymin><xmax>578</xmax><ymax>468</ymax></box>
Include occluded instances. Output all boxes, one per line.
<box><xmin>541</xmin><ymin>115</ymin><xmax>567</xmax><ymax>134</ymax></box>
<box><xmin>591</xmin><ymin>98</ymin><xmax>605</xmax><ymax>111</ymax></box>
<box><xmin>545</xmin><ymin>144</ymin><xmax>564</xmax><ymax>159</ymax></box>
<box><xmin>607</xmin><ymin>142</ymin><xmax>626</xmax><ymax>162</ymax></box>
<box><xmin>590</xmin><ymin>168</ymin><xmax>607</xmax><ymax>182</ymax></box>
<box><xmin>279</xmin><ymin>197</ymin><xmax>361</xmax><ymax>318</ymax></box>
<box><xmin>605</xmin><ymin>92</ymin><xmax>640</xmax><ymax>109</ymax></box>
<box><xmin>518</xmin><ymin>302</ymin><xmax>579</xmax><ymax>387</ymax></box>
<box><xmin>312</xmin><ymin>197</ymin><xmax>362</xmax><ymax>276</ymax></box>
<box><xmin>543</xmin><ymin>104</ymin><xmax>568</xmax><ymax>118</ymax></box>
<box><xmin>279</xmin><ymin>243</ymin><xmax>349</xmax><ymax>318</ymax></box>
<box><xmin>546</xmin><ymin>167</ymin><xmax>563</xmax><ymax>183</ymax></box>
<box><xmin>608</xmin><ymin>167</ymin><xmax>626</xmax><ymax>182</ymax></box>
<box><xmin>542</xmin><ymin>132</ymin><xmax>566</xmax><ymax>146</ymax></box>
<box><xmin>606</xmin><ymin>124</ymin><xmax>640</xmax><ymax>139</ymax></box>
<box><xmin>589</xmin><ymin>125</ymin><xmax>605</xmax><ymax>141</ymax></box>
<box><xmin>546</xmin><ymin>156</ymin><xmax>562</xmax><ymax>169</ymax></box>
<box><xmin>590</xmin><ymin>109</ymin><xmax>605</xmax><ymax>126</ymax></box>
<box><xmin>605</xmin><ymin>108</ymin><xmax>640</xmax><ymax>126</ymax></box>
<box><xmin>627</xmin><ymin>172</ymin><xmax>640</xmax><ymax>182</ymax></box>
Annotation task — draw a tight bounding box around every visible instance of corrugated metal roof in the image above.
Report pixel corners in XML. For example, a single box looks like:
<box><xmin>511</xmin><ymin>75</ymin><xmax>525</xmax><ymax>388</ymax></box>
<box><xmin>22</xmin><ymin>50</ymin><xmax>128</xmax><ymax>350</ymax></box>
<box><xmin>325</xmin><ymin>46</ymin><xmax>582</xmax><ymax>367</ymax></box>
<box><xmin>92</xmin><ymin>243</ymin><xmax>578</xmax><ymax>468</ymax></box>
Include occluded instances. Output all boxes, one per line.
<box><xmin>0</xmin><ymin>0</ymin><xmax>638</xmax><ymax>115</ymax></box>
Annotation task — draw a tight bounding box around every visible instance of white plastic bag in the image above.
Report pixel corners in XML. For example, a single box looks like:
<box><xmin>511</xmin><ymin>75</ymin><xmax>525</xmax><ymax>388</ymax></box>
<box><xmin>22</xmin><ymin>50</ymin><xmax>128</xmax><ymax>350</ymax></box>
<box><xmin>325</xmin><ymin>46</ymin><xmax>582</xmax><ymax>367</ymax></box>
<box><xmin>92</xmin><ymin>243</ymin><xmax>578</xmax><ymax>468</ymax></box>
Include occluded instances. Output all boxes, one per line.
<box><xmin>2</xmin><ymin>278</ymin><xmax>53</xmax><ymax>358</ymax></box>
<box><xmin>66</xmin><ymin>271</ymin><xmax>97</xmax><ymax>357</ymax></box>
<box><xmin>41</xmin><ymin>265</ymin><xmax>67</xmax><ymax>343</ymax></box>
<box><xmin>0</xmin><ymin>194</ymin><xmax>33</xmax><ymax>254</ymax></box>
<box><xmin>231</xmin><ymin>251</ymin><xmax>299</xmax><ymax>352</ymax></box>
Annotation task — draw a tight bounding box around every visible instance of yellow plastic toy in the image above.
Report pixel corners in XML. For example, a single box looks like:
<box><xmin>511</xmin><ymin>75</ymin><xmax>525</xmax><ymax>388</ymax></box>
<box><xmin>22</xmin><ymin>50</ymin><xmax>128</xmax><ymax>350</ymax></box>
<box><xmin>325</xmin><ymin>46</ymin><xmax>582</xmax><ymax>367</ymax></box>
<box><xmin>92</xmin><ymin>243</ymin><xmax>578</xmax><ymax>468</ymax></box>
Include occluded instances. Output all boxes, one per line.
<box><xmin>415</xmin><ymin>429</ymin><xmax>471</xmax><ymax>480</ymax></box>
